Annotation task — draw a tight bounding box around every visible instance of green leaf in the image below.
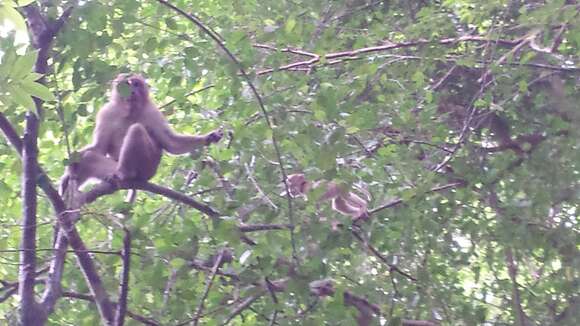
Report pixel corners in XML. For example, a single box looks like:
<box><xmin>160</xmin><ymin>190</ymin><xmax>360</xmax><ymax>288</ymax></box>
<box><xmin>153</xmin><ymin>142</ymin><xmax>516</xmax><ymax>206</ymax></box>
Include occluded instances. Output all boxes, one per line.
<box><xmin>20</xmin><ymin>80</ymin><xmax>56</xmax><ymax>102</ymax></box>
<box><xmin>144</xmin><ymin>37</ymin><xmax>157</xmax><ymax>52</ymax></box>
<box><xmin>1</xmin><ymin>4</ymin><xmax>27</xmax><ymax>32</ymax></box>
<box><xmin>285</xmin><ymin>17</ymin><xmax>296</xmax><ymax>33</ymax></box>
<box><xmin>7</xmin><ymin>84</ymin><xmax>35</xmax><ymax>109</ymax></box>
<box><xmin>165</xmin><ymin>17</ymin><xmax>178</xmax><ymax>30</ymax></box>
<box><xmin>14</xmin><ymin>0</ymin><xmax>36</xmax><ymax>6</ymax></box>
<box><xmin>0</xmin><ymin>180</ymin><xmax>12</xmax><ymax>196</ymax></box>
<box><xmin>169</xmin><ymin>257</ymin><xmax>186</xmax><ymax>269</ymax></box>
<box><xmin>10</xmin><ymin>51</ymin><xmax>38</xmax><ymax>79</ymax></box>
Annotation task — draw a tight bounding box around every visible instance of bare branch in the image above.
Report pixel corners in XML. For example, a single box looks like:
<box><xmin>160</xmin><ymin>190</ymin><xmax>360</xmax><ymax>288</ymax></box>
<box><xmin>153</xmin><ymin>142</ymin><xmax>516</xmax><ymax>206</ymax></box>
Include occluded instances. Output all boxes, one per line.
<box><xmin>192</xmin><ymin>250</ymin><xmax>224</xmax><ymax>326</ymax></box>
<box><xmin>238</xmin><ymin>223</ymin><xmax>292</xmax><ymax>232</ymax></box>
<box><xmin>158</xmin><ymin>84</ymin><xmax>215</xmax><ymax>110</ymax></box>
<box><xmin>82</xmin><ymin>181</ymin><xmax>221</xmax><ymax>218</ymax></box>
<box><xmin>505</xmin><ymin>248</ymin><xmax>530</xmax><ymax>326</ymax></box>
<box><xmin>351</xmin><ymin>230</ymin><xmax>417</xmax><ymax>282</ymax></box>
<box><xmin>40</xmin><ymin>229</ymin><xmax>67</xmax><ymax>314</ymax></box>
<box><xmin>0</xmin><ymin>113</ymin><xmax>23</xmax><ymax>154</ymax></box>
<box><xmin>370</xmin><ymin>182</ymin><xmax>464</xmax><ymax>215</ymax></box>
<box><xmin>245</xmin><ymin>162</ymin><xmax>278</xmax><ymax>210</ymax></box>
<box><xmin>402</xmin><ymin>320</ymin><xmax>439</xmax><ymax>326</ymax></box>
<box><xmin>255</xmin><ymin>36</ymin><xmax>545</xmax><ymax>75</ymax></box>
<box><xmin>114</xmin><ymin>228</ymin><xmax>132</xmax><ymax>326</ymax></box>
<box><xmin>222</xmin><ymin>293</ymin><xmax>265</xmax><ymax>325</ymax></box>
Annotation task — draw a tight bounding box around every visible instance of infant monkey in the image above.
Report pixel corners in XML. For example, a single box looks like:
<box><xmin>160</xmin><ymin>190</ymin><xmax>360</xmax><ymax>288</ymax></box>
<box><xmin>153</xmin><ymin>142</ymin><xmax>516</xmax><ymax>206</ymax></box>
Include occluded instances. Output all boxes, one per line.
<box><xmin>60</xmin><ymin>73</ymin><xmax>223</xmax><ymax>193</ymax></box>
<box><xmin>287</xmin><ymin>173</ymin><xmax>370</xmax><ymax>221</ymax></box>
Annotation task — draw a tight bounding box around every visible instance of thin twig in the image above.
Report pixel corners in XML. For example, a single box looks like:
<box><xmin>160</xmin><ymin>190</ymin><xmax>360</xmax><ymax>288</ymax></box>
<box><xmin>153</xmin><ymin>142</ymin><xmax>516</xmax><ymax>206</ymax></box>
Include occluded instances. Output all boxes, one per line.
<box><xmin>52</xmin><ymin>70</ymin><xmax>72</xmax><ymax>157</ymax></box>
<box><xmin>255</xmin><ymin>36</ymin><xmax>525</xmax><ymax>75</ymax></box>
<box><xmin>158</xmin><ymin>84</ymin><xmax>215</xmax><ymax>110</ymax></box>
<box><xmin>192</xmin><ymin>250</ymin><xmax>224</xmax><ymax>326</ymax></box>
<box><xmin>351</xmin><ymin>229</ymin><xmax>417</xmax><ymax>282</ymax></box>
<box><xmin>114</xmin><ymin>228</ymin><xmax>131</xmax><ymax>326</ymax></box>
<box><xmin>245</xmin><ymin>162</ymin><xmax>278</xmax><ymax>210</ymax></box>
<box><xmin>370</xmin><ymin>181</ymin><xmax>463</xmax><ymax>215</ymax></box>
<box><xmin>238</xmin><ymin>223</ymin><xmax>292</xmax><ymax>232</ymax></box>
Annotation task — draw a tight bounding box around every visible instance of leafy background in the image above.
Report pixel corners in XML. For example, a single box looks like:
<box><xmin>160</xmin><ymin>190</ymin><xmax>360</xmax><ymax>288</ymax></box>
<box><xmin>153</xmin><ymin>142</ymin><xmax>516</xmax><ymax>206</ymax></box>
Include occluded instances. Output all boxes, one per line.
<box><xmin>0</xmin><ymin>0</ymin><xmax>578</xmax><ymax>325</ymax></box>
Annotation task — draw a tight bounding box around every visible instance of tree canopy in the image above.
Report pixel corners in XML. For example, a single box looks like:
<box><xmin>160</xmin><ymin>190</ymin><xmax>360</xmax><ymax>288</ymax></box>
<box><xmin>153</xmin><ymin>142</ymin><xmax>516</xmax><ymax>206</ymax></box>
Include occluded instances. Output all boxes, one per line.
<box><xmin>0</xmin><ymin>0</ymin><xmax>578</xmax><ymax>325</ymax></box>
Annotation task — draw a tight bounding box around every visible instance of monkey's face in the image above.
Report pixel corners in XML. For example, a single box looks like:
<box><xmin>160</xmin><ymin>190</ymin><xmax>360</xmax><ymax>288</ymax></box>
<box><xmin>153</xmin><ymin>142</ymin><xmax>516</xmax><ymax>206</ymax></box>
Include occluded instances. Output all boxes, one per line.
<box><xmin>127</xmin><ymin>75</ymin><xmax>149</xmax><ymax>102</ymax></box>
<box><xmin>113</xmin><ymin>74</ymin><xmax>149</xmax><ymax>104</ymax></box>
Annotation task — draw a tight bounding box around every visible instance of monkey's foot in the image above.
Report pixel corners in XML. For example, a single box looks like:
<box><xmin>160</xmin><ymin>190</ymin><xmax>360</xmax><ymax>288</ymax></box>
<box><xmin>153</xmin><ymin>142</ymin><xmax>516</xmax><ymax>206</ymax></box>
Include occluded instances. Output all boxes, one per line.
<box><xmin>103</xmin><ymin>173</ymin><xmax>123</xmax><ymax>188</ymax></box>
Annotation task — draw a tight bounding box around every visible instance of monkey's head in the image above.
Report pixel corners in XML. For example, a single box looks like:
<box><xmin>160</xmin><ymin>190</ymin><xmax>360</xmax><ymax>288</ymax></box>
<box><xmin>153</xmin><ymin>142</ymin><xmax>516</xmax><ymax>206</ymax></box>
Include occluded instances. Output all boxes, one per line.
<box><xmin>287</xmin><ymin>173</ymin><xmax>309</xmax><ymax>197</ymax></box>
<box><xmin>112</xmin><ymin>73</ymin><xmax>150</xmax><ymax>105</ymax></box>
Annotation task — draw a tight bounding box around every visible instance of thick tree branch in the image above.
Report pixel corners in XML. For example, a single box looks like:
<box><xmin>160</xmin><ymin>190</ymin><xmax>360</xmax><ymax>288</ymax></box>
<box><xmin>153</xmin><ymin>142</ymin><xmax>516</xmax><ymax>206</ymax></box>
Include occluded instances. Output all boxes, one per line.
<box><xmin>82</xmin><ymin>181</ymin><xmax>221</xmax><ymax>218</ymax></box>
<box><xmin>8</xmin><ymin>4</ymin><xmax>116</xmax><ymax>324</ymax></box>
<box><xmin>19</xmin><ymin>101</ymin><xmax>41</xmax><ymax>325</ymax></box>
<box><xmin>0</xmin><ymin>113</ymin><xmax>23</xmax><ymax>153</ymax></box>
<box><xmin>41</xmin><ymin>229</ymin><xmax>68</xmax><ymax>315</ymax></box>
<box><xmin>17</xmin><ymin>3</ymin><xmax>73</xmax><ymax>324</ymax></box>
<box><xmin>1</xmin><ymin>110</ymin><xmax>70</xmax><ymax>317</ymax></box>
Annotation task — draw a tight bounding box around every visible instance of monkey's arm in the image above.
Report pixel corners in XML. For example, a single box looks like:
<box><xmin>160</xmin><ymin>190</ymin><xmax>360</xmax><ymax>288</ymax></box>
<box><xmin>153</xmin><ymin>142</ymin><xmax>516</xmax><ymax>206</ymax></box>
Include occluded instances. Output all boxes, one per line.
<box><xmin>80</xmin><ymin>108</ymin><xmax>115</xmax><ymax>155</ymax></box>
<box><xmin>59</xmin><ymin>114</ymin><xmax>115</xmax><ymax>193</ymax></box>
<box><xmin>149</xmin><ymin>110</ymin><xmax>222</xmax><ymax>154</ymax></box>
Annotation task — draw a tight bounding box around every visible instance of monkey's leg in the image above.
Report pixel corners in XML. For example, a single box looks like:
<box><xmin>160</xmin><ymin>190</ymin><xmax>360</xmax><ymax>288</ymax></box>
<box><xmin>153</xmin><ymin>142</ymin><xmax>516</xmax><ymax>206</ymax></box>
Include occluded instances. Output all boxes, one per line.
<box><xmin>61</xmin><ymin>150</ymin><xmax>118</xmax><ymax>193</ymax></box>
<box><xmin>77</xmin><ymin>150</ymin><xmax>118</xmax><ymax>183</ymax></box>
<box><xmin>116</xmin><ymin>123</ymin><xmax>162</xmax><ymax>181</ymax></box>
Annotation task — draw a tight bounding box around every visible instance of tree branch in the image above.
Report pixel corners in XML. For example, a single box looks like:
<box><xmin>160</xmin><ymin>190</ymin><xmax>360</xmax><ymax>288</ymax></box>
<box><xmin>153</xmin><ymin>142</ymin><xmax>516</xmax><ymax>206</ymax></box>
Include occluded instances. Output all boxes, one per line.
<box><xmin>82</xmin><ymin>181</ymin><xmax>221</xmax><ymax>218</ymax></box>
<box><xmin>192</xmin><ymin>250</ymin><xmax>224</xmax><ymax>326</ymax></box>
<box><xmin>255</xmin><ymin>35</ymin><xmax>579</xmax><ymax>75</ymax></box>
<box><xmin>370</xmin><ymin>182</ymin><xmax>464</xmax><ymax>215</ymax></box>
<box><xmin>17</xmin><ymin>2</ymin><xmax>74</xmax><ymax>323</ymax></box>
<box><xmin>63</xmin><ymin>291</ymin><xmax>160</xmax><ymax>326</ymax></box>
<box><xmin>114</xmin><ymin>228</ymin><xmax>131</xmax><ymax>326</ymax></box>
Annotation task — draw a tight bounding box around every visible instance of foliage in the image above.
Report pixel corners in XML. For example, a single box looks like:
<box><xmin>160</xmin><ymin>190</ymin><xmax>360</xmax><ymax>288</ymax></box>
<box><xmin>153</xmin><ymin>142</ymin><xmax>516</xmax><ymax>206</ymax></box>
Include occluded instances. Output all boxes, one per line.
<box><xmin>0</xmin><ymin>0</ymin><xmax>578</xmax><ymax>325</ymax></box>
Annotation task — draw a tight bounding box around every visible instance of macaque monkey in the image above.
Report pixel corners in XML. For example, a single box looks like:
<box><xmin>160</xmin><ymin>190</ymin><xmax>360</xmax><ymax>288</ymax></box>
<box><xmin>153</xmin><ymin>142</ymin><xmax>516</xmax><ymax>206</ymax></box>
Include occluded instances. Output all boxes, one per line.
<box><xmin>60</xmin><ymin>73</ymin><xmax>223</xmax><ymax>193</ymax></box>
<box><xmin>286</xmin><ymin>173</ymin><xmax>370</xmax><ymax>221</ymax></box>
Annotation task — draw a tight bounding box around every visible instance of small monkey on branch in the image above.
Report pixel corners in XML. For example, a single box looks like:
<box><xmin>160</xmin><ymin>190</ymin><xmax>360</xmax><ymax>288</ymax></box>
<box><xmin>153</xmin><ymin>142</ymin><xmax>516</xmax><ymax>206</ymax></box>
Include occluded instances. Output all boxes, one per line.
<box><xmin>60</xmin><ymin>73</ymin><xmax>223</xmax><ymax>193</ymax></box>
<box><xmin>286</xmin><ymin>173</ymin><xmax>370</xmax><ymax>222</ymax></box>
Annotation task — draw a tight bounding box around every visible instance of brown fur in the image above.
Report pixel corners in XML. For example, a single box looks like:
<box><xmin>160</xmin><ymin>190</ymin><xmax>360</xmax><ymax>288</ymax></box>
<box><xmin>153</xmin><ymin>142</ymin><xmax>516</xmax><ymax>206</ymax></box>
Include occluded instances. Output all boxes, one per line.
<box><xmin>60</xmin><ymin>73</ymin><xmax>223</xmax><ymax>192</ymax></box>
<box><xmin>286</xmin><ymin>174</ymin><xmax>369</xmax><ymax>221</ymax></box>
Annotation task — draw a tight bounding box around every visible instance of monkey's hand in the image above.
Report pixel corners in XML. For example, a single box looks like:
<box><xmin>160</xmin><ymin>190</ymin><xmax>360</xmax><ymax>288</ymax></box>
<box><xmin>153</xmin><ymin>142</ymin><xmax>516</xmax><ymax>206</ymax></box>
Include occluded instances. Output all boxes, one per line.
<box><xmin>204</xmin><ymin>128</ymin><xmax>224</xmax><ymax>145</ymax></box>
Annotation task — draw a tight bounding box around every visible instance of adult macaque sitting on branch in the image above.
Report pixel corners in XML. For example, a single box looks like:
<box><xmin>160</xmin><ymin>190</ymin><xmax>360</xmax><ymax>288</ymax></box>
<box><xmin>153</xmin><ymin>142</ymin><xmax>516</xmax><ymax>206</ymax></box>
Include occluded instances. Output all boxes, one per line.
<box><xmin>286</xmin><ymin>173</ymin><xmax>370</xmax><ymax>221</ymax></box>
<box><xmin>60</xmin><ymin>73</ymin><xmax>223</xmax><ymax>193</ymax></box>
